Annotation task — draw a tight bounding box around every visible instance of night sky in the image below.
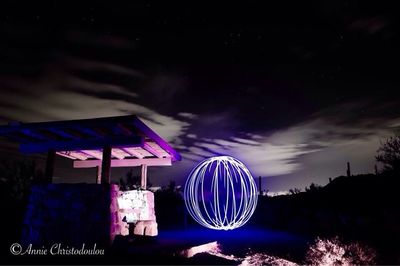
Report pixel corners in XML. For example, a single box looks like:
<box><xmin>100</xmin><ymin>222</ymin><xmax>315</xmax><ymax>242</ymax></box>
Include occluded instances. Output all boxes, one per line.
<box><xmin>1</xmin><ymin>1</ymin><xmax>399</xmax><ymax>193</ymax></box>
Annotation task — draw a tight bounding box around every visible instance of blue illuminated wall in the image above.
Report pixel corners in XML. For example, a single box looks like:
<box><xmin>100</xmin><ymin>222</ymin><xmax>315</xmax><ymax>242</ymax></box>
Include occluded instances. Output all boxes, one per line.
<box><xmin>21</xmin><ymin>184</ymin><xmax>111</xmax><ymax>247</ymax></box>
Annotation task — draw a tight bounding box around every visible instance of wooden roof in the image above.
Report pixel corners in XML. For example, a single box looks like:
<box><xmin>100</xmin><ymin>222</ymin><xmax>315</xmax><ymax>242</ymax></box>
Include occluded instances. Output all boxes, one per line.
<box><xmin>0</xmin><ymin>115</ymin><xmax>181</xmax><ymax>163</ymax></box>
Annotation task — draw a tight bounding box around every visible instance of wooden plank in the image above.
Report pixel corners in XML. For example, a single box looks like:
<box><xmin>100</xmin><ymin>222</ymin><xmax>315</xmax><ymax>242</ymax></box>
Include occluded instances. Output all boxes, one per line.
<box><xmin>47</xmin><ymin>128</ymin><xmax>80</xmax><ymax>140</ymax></box>
<box><xmin>133</xmin><ymin>117</ymin><xmax>181</xmax><ymax>161</ymax></box>
<box><xmin>20</xmin><ymin>135</ymin><xmax>143</xmax><ymax>153</ymax></box>
<box><xmin>56</xmin><ymin>151</ymin><xmax>77</xmax><ymax>160</ymax></box>
<box><xmin>111</xmin><ymin>148</ymin><xmax>128</xmax><ymax>159</ymax></box>
<box><xmin>21</xmin><ymin>129</ymin><xmax>48</xmax><ymax>141</ymax></box>
<box><xmin>96</xmin><ymin>165</ymin><xmax>102</xmax><ymax>184</ymax></box>
<box><xmin>80</xmin><ymin>150</ymin><xmax>102</xmax><ymax>159</ymax></box>
<box><xmin>57</xmin><ymin>151</ymin><xmax>89</xmax><ymax>160</ymax></box>
<box><xmin>73</xmin><ymin>126</ymin><xmax>103</xmax><ymax>138</ymax></box>
<box><xmin>143</xmin><ymin>142</ymin><xmax>163</xmax><ymax>158</ymax></box>
<box><xmin>116</xmin><ymin>123</ymin><xmax>132</xmax><ymax>135</ymax></box>
<box><xmin>141</xmin><ymin>164</ymin><xmax>148</xmax><ymax>189</ymax></box>
<box><xmin>120</xmin><ymin>147</ymin><xmax>144</xmax><ymax>159</ymax></box>
<box><xmin>74</xmin><ymin>157</ymin><xmax>172</xmax><ymax>168</ymax></box>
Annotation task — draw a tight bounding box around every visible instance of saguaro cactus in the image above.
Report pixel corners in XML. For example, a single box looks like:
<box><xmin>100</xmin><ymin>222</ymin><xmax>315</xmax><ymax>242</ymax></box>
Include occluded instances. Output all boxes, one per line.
<box><xmin>346</xmin><ymin>162</ymin><xmax>351</xmax><ymax>177</ymax></box>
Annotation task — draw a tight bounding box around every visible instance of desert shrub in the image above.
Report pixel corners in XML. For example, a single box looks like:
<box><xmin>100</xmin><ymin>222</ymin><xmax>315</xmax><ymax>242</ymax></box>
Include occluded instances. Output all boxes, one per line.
<box><xmin>305</xmin><ymin>236</ymin><xmax>376</xmax><ymax>265</ymax></box>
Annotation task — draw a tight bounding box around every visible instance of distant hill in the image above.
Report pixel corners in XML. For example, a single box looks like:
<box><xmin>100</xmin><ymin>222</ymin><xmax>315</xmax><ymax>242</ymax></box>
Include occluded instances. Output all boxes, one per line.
<box><xmin>252</xmin><ymin>172</ymin><xmax>400</xmax><ymax>264</ymax></box>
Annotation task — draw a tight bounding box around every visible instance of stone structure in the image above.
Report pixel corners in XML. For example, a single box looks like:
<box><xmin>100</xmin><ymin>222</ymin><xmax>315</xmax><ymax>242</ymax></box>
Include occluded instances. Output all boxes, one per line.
<box><xmin>22</xmin><ymin>184</ymin><xmax>158</xmax><ymax>247</ymax></box>
<box><xmin>1</xmin><ymin>116</ymin><xmax>180</xmax><ymax>246</ymax></box>
<box><xmin>21</xmin><ymin>184</ymin><xmax>111</xmax><ymax>247</ymax></box>
<box><xmin>110</xmin><ymin>185</ymin><xmax>158</xmax><ymax>241</ymax></box>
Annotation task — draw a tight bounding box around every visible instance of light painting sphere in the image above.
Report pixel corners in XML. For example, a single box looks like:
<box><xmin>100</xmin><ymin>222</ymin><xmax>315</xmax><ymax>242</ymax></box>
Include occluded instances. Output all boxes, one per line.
<box><xmin>184</xmin><ymin>156</ymin><xmax>258</xmax><ymax>230</ymax></box>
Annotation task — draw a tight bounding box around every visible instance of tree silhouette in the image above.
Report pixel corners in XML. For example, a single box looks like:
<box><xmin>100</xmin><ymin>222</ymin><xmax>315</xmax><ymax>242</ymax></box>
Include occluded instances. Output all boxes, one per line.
<box><xmin>119</xmin><ymin>169</ymin><xmax>152</xmax><ymax>191</ymax></box>
<box><xmin>289</xmin><ymin>188</ymin><xmax>301</xmax><ymax>195</ymax></box>
<box><xmin>305</xmin><ymin>182</ymin><xmax>322</xmax><ymax>193</ymax></box>
<box><xmin>376</xmin><ymin>135</ymin><xmax>400</xmax><ymax>173</ymax></box>
<box><xmin>0</xmin><ymin>159</ymin><xmax>40</xmax><ymax>202</ymax></box>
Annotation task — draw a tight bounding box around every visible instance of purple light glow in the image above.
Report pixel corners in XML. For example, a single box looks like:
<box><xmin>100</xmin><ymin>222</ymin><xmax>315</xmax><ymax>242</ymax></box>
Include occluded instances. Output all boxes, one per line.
<box><xmin>184</xmin><ymin>156</ymin><xmax>258</xmax><ymax>230</ymax></box>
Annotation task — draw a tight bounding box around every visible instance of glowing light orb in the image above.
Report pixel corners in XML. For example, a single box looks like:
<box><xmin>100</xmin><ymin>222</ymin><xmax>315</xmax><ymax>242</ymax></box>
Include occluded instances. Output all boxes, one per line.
<box><xmin>184</xmin><ymin>156</ymin><xmax>258</xmax><ymax>230</ymax></box>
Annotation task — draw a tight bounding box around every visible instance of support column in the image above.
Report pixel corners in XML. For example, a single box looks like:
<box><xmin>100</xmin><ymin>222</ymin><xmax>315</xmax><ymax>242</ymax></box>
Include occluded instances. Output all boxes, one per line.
<box><xmin>141</xmin><ymin>164</ymin><xmax>148</xmax><ymax>189</ymax></box>
<box><xmin>44</xmin><ymin>149</ymin><xmax>56</xmax><ymax>183</ymax></box>
<box><xmin>101</xmin><ymin>146</ymin><xmax>112</xmax><ymax>184</ymax></box>
<box><xmin>96</xmin><ymin>165</ymin><xmax>102</xmax><ymax>184</ymax></box>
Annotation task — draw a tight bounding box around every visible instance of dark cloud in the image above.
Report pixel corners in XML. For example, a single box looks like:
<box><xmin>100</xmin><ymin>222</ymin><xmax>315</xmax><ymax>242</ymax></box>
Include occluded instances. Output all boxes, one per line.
<box><xmin>0</xmin><ymin>1</ymin><xmax>400</xmax><ymax>191</ymax></box>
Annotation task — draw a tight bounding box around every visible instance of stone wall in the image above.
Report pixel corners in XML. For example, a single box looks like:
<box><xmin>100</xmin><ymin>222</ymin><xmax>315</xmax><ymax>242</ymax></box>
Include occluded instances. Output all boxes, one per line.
<box><xmin>110</xmin><ymin>184</ymin><xmax>128</xmax><ymax>241</ymax></box>
<box><xmin>21</xmin><ymin>183</ymin><xmax>158</xmax><ymax>248</ymax></box>
<box><xmin>21</xmin><ymin>184</ymin><xmax>111</xmax><ymax>247</ymax></box>
<box><xmin>110</xmin><ymin>185</ymin><xmax>158</xmax><ymax>240</ymax></box>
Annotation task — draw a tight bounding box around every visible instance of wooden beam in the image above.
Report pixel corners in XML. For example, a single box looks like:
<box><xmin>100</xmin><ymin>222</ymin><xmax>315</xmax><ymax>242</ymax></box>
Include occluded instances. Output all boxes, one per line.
<box><xmin>56</xmin><ymin>151</ymin><xmax>88</xmax><ymax>160</ymax></box>
<box><xmin>101</xmin><ymin>146</ymin><xmax>112</xmax><ymax>184</ymax></box>
<box><xmin>80</xmin><ymin>150</ymin><xmax>102</xmax><ymax>159</ymax></box>
<box><xmin>56</xmin><ymin>151</ymin><xmax>77</xmax><ymax>160</ymax></box>
<box><xmin>96</xmin><ymin>165</ymin><xmax>102</xmax><ymax>184</ymax></box>
<box><xmin>44</xmin><ymin>149</ymin><xmax>56</xmax><ymax>183</ymax></box>
<box><xmin>116</xmin><ymin>123</ymin><xmax>132</xmax><ymax>135</ymax></box>
<box><xmin>21</xmin><ymin>129</ymin><xmax>48</xmax><ymax>141</ymax></box>
<box><xmin>141</xmin><ymin>164</ymin><xmax>148</xmax><ymax>189</ymax></box>
<box><xmin>20</xmin><ymin>135</ymin><xmax>143</xmax><ymax>153</ymax></box>
<box><xmin>111</xmin><ymin>148</ymin><xmax>127</xmax><ymax>159</ymax></box>
<box><xmin>74</xmin><ymin>126</ymin><xmax>103</xmax><ymax>138</ymax></box>
<box><xmin>47</xmin><ymin>128</ymin><xmax>80</xmax><ymax>140</ymax></box>
<box><xmin>6</xmin><ymin>134</ymin><xmax>33</xmax><ymax>144</ymax></box>
<box><xmin>74</xmin><ymin>157</ymin><xmax>172</xmax><ymax>168</ymax></box>
<box><xmin>143</xmin><ymin>142</ymin><xmax>163</xmax><ymax>158</ymax></box>
<box><xmin>120</xmin><ymin>147</ymin><xmax>144</xmax><ymax>159</ymax></box>
<box><xmin>133</xmin><ymin>117</ymin><xmax>181</xmax><ymax>161</ymax></box>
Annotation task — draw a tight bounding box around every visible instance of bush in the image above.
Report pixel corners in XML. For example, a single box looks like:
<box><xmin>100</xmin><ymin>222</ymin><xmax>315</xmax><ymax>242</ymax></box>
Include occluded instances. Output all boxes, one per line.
<box><xmin>305</xmin><ymin>237</ymin><xmax>376</xmax><ymax>265</ymax></box>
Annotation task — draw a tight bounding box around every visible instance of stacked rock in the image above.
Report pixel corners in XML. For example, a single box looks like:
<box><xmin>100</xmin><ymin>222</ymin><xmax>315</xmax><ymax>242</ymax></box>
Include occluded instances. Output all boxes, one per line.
<box><xmin>21</xmin><ymin>183</ymin><xmax>110</xmax><ymax>247</ymax></box>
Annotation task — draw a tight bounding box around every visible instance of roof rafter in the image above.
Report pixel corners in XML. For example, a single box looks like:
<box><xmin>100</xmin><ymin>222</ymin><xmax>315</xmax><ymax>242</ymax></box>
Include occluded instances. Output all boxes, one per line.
<box><xmin>74</xmin><ymin>157</ymin><xmax>172</xmax><ymax>168</ymax></box>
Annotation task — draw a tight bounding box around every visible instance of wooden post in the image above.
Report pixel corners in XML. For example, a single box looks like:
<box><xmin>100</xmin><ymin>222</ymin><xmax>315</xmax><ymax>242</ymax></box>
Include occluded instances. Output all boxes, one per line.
<box><xmin>96</xmin><ymin>165</ymin><xmax>102</xmax><ymax>184</ymax></box>
<box><xmin>44</xmin><ymin>149</ymin><xmax>56</xmax><ymax>183</ymax></box>
<box><xmin>101</xmin><ymin>146</ymin><xmax>112</xmax><ymax>184</ymax></box>
<box><xmin>141</xmin><ymin>164</ymin><xmax>148</xmax><ymax>189</ymax></box>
